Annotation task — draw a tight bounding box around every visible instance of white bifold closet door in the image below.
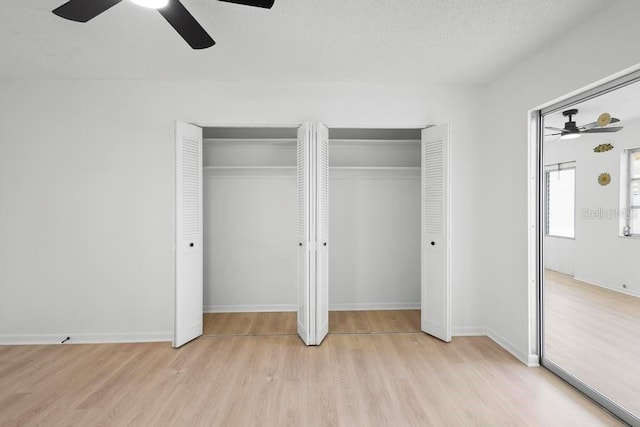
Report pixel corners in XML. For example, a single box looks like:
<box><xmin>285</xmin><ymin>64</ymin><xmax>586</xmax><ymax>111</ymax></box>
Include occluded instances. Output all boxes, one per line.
<box><xmin>421</xmin><ymin>124</ymin><xmax>451</xmax><ymax>342</ymax></box>
<box><xmin>174</xmin><ymin>121</ymin><xmax>203</xmax><ymax>348</ymax></box>
<box><xmin>296</xmin><ymin>122</ymin><xmax>329</xmax><ymax>346</ymax></box>
<box><xmin>315</xmin><ymin>123</ymin><xmax>329</xmax><ymax>343</ymax></box>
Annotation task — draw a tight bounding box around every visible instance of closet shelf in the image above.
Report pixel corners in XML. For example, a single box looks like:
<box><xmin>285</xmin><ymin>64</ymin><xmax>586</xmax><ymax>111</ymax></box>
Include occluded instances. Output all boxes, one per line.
<box><xmin>204</xmin><ymin>166</ymin><xmax>296</xmax><ymax>170</ymax></box>
<box><xmin>329</xmin><ymin>166</ymin><xmax>420</xmax><ymax>170</ymax></box>
<box><xmin>203</xmin><ymin>138</ymin><xmax>297</xmax><ymax>145</ymax></box>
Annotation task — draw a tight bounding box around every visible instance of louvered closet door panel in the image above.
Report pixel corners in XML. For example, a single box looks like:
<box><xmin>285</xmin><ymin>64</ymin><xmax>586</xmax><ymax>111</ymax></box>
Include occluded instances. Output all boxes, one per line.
<box><xmin>174</xmin><ymin>121</ymin><xmax>203</xmax><ymax>348</ymax></box>
<box><xmin>315</xmin><ymin>122</ymin><xmax>329</xmax><ymax>344</ymax></box>
<box><xmin>421</xmin><ymin>124</ymin><xmax>451</xmax><ymax>342</ymax></box>
<box><xmin>297</xmin><ymin>123</ymin><xmax>313</xmax><ymax>345</ymax></box>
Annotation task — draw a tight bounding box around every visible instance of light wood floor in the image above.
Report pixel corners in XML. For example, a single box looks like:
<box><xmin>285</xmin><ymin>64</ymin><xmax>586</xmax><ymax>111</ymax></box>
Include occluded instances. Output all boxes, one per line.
<box><xmin>329</xmin><ymin>309</ymin><xmax>420</xmax><ymax>334</ymax></box>
<box><xmin>203</xmin><ymin>310</ymin><xmax>421</xmax><ymax>336</ymax></box>
<box><xmin>203</xmin><ymin>312</ymin><xmax>296</xmax><ymax>336</ymax></box>
<box><xmin>1</xmin><ymin>324</ymin><xmax>623</xmax><ymax>425</ymax></box>
<box><xmin>544</xmin><ymin>270</ymin><xmax>640</xmax><ymax>418</ymax></box>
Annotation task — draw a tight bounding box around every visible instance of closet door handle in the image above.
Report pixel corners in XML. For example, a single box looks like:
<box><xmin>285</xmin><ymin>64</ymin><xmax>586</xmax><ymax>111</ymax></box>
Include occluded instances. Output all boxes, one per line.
<box><xmin>299</xmin><ymin>243</ymin><xmax>303</xmax><ymax>247</ymax></box>
<box><xmin>323</xmin><ymin>242</ymin><xmax>327</xmax><ymax>246</ymax></box>
<box><xmin>190</xmin><ymin>243</ymin><xmax>194</xmax><ymax>247</ymax></box>
<box><xmin>430</xmin><ymin>241</ymin><xmax>435</xmax><ymax>246</ymax></box>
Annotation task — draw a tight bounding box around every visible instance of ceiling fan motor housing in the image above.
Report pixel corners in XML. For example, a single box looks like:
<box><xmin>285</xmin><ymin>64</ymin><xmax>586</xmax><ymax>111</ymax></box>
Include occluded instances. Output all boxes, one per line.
<box><xmin>562</xmin><ymin>109</ymin><xmax>580</xmax><ymax>131</ymax></box>
<box><xmin>562</xmin><ymin>109</ymin><xmax>579</xmax><ymax>117</ymax></box>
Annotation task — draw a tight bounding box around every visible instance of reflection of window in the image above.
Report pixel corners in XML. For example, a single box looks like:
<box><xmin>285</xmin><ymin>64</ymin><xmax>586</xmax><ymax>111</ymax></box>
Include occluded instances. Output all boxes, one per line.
<box><xmin>545</xmin><ymin>163</ymin><xmax>575</xmax><ymax>238</ymax></box>
<box><xmin>625</xmin><ymin>149</ymin><xmax>640</xmax><ymax>236</ymax></box>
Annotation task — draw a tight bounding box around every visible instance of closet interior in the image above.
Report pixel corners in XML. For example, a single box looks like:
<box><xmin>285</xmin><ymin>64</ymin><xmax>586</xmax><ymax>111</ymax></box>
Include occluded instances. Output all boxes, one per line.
<box><xmin>199</xmin><ymin>125</ymin><xmax>423</xmax><ymax>337</ymax></box>
<box><xmin>328</xmin><ymin>128</ymin><xmax>422</xmax><ymax>333</ymax></box>
<box><xmin>202</xmin><ymin>126</ymin><xmax>299</xmax><ymax>336</ymax></box>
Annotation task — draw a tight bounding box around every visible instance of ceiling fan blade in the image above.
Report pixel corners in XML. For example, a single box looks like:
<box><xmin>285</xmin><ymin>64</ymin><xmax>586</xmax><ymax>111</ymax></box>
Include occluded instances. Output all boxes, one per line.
<box><xmin>218</xmin><ymin>0</ymin><xmax>275</xmax><ymax>8</ymax></box>
<box><xmin>580</xmin><ymin>117</ymin><xmax>621</xmax><ymax>130</ymax></box>
<box><xmin>544</xmin><ymin>126</ymin><xmax>566</xmax><ymax>132</ymax></box>
<box><xmin>158</xmin><ymin>1</ymin><xmax>215</xmax><ymax>49</ymax></box>
<box><xmin>53</xmin><ymin>0</ymin><xmax>122</xmax><ymax>22</ymax></box>
<box><xmin>582</xmin><ymin>127</ymin><xmax>624</xmax><ymax>134</ymax></box>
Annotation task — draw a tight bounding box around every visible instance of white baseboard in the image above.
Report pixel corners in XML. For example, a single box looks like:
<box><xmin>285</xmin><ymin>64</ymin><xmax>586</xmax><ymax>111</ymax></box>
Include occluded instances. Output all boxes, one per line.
<box><xmin>573</xmin><ymin>276</ymin><xmax>640</xmax><ymax>299</ymax></box>
<box><xmin>486</xmin><ymin>328</ymin><xmax>534</xmax><ymax>367</ymax></box>
<box><xmin>204</xmin><ymin>304</ymin><xmax>297</xmax><ymax>313</ymax></box>
<box><xmin>451</xmin><ymin>327</ymin><xmax>538</xmax><ymax>366</ymax></box>
<box><xmin>527</xmin><ymin>353</ymin><xmax>540</xmax><ymax>367</ymax></box>
<box><xmin>0</xmin><ymin>332</ymin><xmax>172</xmax><ymax>346</ymax></box>
<box><xmin>329</xmin><ymin>302</ymin><xmax>420</xmax><ymax>311</ymax></box>
<box><xmin>452</xmin><ymin>326</ymin><xmax>486</xmax><ymax>336</ymax></box>
<box><xmin>0</xmin><ymin>328</ymin><xmax>542</xmax><ymax>368</ymax></box>
<box><xmin>204</xmin><ymin>302</ymin><xmax>421</xmax><ymax>313</ymax></box>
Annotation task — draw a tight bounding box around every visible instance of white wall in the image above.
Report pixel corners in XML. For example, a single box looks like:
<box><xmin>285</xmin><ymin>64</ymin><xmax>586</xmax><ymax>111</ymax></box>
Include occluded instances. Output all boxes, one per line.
<box><xmin>203</xmin><ymin>168</ymin><xmax>422</xmax><ymax>312</ymax></box>
<box><xmin>330</xmin><ymin>169</ymin><xmax>421</xmax><ymax>310</ymax></box>
<box><xmin>203</xmin><ymin>168</ymin><xmax>298</xmax><ymax>312</ymax></box>
<box><xmin>328</xmin><ymin>138</ymin><xmax>421</xmax><ymax>310</ymax></box>
<box><xmin>483</xmin><ymin>0</ymin><xmax>640</xmax><ymax>364</ymax></box>
<box><xmin>0</xmin><ymin>81</ymin><xmax>486</xmax><ymax>343</ymax></box>
<box><xmin>202</xmin><ymin>140</ymin><xmax>298</xmax><ymax>312</ymax></box>
<box><xmin>544</xmin><ymin>118</ymin><xmax>640</xmax><ymax>297</ymax></box>
<box><xmin>202</xmin><ymin>136</ymin><xmax>423</xmax><ymax>312</ymax></box>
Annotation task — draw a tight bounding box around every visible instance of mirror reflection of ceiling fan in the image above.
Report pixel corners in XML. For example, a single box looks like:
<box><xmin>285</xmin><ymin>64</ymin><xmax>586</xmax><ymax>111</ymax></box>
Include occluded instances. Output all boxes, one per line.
<box><xmin>545</xmin><ymin>109</ymin><xmax>624</xmax><ymax>140</ymax></box>
<box><xmin>52</xmin><ymin>0</ymin><xmax>275</xmax><ymax>50</ymax></box>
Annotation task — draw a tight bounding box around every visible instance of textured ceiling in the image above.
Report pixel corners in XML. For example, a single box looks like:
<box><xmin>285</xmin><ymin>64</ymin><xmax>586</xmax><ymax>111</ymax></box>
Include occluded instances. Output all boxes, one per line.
<box><xmin>0</xmin><ymin>0</ymin><xmax>610</xmax><ymax>83</ymax></box>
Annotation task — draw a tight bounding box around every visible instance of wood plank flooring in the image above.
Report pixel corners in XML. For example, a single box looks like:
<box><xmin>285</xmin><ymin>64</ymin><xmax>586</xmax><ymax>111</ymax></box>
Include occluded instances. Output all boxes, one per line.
<box><xmin>329</xmin><ymin>309</ymin><xmax>420</xmax><ymax>334</ymax></box>
<box><xmin>544</xmin><ymin>270</ymin><xmax>640</xmax><ymax>418</ymax></box>
<box><xmin>0</xmin><ymin>334</ymin><xmax>621</xmax><ymax>426</ymax></box>
<box><xmin>203</xmin><ymin>310</ymin><xmax>421</xmax><ymax>336</ymax></box>
<box><xmin>203</xmin><ymin>312</ymin><xmax>296</xmax><ymax>336</ymax></box>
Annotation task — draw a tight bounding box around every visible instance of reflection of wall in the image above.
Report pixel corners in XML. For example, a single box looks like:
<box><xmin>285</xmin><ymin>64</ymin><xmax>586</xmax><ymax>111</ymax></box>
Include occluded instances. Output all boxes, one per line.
<box><xmin>543</xmin><ymin>236</ymin><xmax>574</xmax><ymax>275</ymax></box>
<box><xmin>544</xmin><ymin>117</ymin><xmax>640</xmax><ymax>297</ymax></box>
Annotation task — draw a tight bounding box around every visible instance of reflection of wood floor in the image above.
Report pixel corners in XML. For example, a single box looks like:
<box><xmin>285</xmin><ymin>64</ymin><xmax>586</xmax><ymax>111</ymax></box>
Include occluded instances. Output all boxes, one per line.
<box><xmin>0</xmin><ymin>336</ymin><xmax>620</xmax><ymax>425</ymax></box>
<box><xmin>545</xmin><ymin>270</ymin><xmax>640</xmax><ymax>417</ymax></box>
<box><xmin>203</xmin><ymin>310</ymin><xmax>421</xmax><ymax>336</ymax></box>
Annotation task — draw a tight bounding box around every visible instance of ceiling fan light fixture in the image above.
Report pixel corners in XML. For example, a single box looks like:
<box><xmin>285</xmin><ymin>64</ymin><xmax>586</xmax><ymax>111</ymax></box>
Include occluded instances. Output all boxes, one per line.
<box><xmin>129</xmin><ymin>0</ymin><xmax>169</xmax><ymax>9</ymax></box>
<box><xmin>53</xmin><ymin>0</ymin><xmax>274</xmax><ymax>49</ymax></box>
<box><xmin>560</xmin><ymin>132</ymin><xmax>581</xmax><ymax>140</ymax></box>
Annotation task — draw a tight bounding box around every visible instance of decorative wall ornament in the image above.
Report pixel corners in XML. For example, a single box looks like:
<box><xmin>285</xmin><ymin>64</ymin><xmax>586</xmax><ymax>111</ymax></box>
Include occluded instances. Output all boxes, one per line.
<box><xmin>597</xmin><ymin>112</ymin><xmax>613</xmax><ymax>127</ymax></box>
<box><xmin>598</xmin><ymin>172</ymin><xmax>611</xmax><ymax>186</ymax></box>
<box><xmin>594</xmin><ymin>143</ymin><xmax>614</xmax><ymax>153</ymax></box>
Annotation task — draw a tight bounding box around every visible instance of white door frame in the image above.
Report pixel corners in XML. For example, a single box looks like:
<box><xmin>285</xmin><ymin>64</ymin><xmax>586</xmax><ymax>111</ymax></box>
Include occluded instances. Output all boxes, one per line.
<box><xmin>529</xmin><ymin>65</ymin><xmax>640</xmax><ymax>426</ymax></box>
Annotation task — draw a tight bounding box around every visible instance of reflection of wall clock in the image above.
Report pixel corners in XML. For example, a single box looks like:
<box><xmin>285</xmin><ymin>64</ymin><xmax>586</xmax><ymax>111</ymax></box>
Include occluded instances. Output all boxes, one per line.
<box><xmin>598</xmin><ymin>172</ymin><xmax>611</xmax><ymax>186</ymax></box>
<box><xmin>597</xmin><ymin>112</ymin><xmax>612</xmax><ymax>127</ymax></box>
